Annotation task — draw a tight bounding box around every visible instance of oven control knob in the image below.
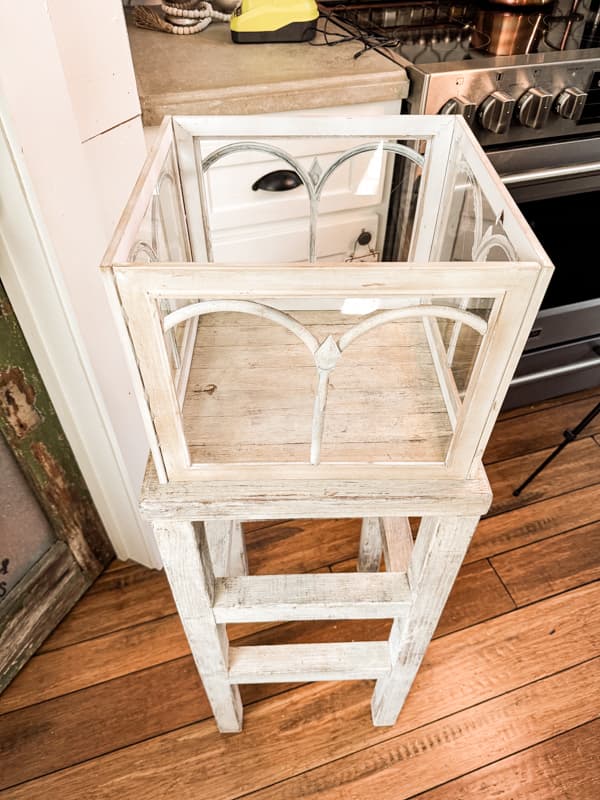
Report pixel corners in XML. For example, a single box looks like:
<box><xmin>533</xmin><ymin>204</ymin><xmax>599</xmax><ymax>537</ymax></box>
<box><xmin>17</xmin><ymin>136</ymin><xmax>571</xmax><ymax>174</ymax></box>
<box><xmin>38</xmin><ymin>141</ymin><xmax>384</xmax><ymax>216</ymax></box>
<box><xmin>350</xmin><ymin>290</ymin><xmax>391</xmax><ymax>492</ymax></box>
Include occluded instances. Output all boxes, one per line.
<box><xmin>439</xmin><ymin>96</ymin><xmax>477</xmax><ymax>127</ymax></box>
<box><xmin>517</xmin><ymin>88</ymin><xmax>553</xmax><ymax>129</ymax></box>
<box><xmin>478</xmin><ymin>91</ymin><xmax>515</xmax><ymax>135</ymax></box>
<box><xmin>555</xmin><ymin>87</ymin><xmax>587</xmax><ymax>121</ymax></box>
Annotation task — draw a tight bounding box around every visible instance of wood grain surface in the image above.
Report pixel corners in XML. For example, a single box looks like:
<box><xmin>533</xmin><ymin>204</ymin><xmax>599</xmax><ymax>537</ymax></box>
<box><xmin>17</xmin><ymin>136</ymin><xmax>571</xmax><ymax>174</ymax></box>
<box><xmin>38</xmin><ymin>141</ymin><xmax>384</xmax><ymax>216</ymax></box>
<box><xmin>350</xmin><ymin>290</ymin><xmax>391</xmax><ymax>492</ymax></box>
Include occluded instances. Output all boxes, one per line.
<box><xmin>491</xmin><ymin>522</ymin><xmax>600</xmax><ymax>605</ymax></box>
<box><xmin>412</xmin><ymin>719</ymin><xmax>600</xmax><ymax>799</ymax></box>
<box><xmin>183</xmin><ymin>316</ymin><xmax>453</xmax><ymax>464</ymax></box>
<box><xmin>484</xmin><ymin>391</ymin><xmax>600</xmax><ymax>463</ymax></box>
<box><xmin>1</xmin><ymin>390</ymin><xmax>599</xmax><ymax>798</ymax></box>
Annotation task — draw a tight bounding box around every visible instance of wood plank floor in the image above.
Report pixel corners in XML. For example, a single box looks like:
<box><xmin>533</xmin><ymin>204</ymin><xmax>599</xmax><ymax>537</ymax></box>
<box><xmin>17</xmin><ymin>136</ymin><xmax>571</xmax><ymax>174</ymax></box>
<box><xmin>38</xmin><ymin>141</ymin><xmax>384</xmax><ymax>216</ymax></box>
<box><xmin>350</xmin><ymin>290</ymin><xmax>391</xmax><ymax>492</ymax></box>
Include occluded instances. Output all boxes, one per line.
<box><xmin>1</xmin><ymin>388</ymin><xmax>599</xmax><ymax>799</ymax></box>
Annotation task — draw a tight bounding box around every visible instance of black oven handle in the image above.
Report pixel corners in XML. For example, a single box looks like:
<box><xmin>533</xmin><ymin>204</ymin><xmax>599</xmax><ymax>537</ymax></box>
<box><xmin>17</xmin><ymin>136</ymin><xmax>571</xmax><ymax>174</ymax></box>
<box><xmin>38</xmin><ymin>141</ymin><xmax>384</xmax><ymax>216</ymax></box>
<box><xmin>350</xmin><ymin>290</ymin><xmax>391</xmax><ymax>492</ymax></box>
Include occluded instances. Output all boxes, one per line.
<box><xmin>502</xmin><ymin>161</ymin><xmax>600</xmax><ymax>186</ymax></box>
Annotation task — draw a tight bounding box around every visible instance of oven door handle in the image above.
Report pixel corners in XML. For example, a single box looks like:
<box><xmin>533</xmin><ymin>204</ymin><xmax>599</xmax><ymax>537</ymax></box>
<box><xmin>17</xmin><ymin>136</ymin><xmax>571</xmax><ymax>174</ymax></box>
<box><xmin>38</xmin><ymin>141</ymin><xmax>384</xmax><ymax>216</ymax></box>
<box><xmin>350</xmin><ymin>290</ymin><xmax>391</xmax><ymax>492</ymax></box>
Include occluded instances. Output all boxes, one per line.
<box><xmin>502</xmin><ymin>161</ymin><xmax>600</xmax><ymax>186</ymax></box>
<box><xmin>511</xmin><ymin>355</ymin><xmax>600</xmax><ymax>386</ymax></box>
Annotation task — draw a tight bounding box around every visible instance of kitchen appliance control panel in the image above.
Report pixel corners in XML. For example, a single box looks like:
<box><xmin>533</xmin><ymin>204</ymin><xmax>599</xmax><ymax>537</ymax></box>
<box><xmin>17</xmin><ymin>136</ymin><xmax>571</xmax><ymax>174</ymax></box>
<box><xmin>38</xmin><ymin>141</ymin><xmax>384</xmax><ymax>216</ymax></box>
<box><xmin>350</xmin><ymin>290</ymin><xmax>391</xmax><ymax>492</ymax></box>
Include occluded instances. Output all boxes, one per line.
<box><xmin>411</xmin><ymin>57</ymin><xmax>600</xmax><ymax>146</ymax></box>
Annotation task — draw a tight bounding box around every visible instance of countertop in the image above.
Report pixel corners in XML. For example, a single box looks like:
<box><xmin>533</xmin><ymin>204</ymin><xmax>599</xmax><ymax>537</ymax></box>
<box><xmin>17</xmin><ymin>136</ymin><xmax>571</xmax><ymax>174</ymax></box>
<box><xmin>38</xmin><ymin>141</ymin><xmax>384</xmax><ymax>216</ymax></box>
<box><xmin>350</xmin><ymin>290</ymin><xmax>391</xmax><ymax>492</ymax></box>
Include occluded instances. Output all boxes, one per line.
<box><xmin>126</xmin><ymin>13</ymin><xmax>409</xmax><ymax>125</ymax></box>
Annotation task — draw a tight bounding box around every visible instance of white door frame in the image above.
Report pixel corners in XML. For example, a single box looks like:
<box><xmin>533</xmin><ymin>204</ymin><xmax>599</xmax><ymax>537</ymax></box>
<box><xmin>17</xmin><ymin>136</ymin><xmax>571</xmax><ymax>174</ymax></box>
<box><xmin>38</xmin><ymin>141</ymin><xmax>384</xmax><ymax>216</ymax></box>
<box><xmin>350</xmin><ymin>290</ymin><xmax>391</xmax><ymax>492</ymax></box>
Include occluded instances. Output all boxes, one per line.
<box><xmin>0</xmin><ymin>96</ymin><xmax>160</xmax><ymax>568</ymax></box>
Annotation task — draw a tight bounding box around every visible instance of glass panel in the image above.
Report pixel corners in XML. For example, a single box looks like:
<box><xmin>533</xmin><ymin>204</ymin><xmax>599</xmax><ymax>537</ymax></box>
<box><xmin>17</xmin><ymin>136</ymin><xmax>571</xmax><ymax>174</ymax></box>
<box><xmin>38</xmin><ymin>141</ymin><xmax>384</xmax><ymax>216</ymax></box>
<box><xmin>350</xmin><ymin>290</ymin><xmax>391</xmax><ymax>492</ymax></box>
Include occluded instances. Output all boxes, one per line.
<box><xmin>158</xmin><ymin>299</ymin><xmax>192</xmax><ymax>389</ymax></box>
<box><xmin>162</xmin><ymin>293</ymin><xmax>494</xmax><ymax>467</ymax></box>
<box><xmin>432</xmin><ymin>296</ymin><xmax>491</xmax><ymax>394</ymax></box>
<box><xmin>318</xmin><ymin>311</ymin><xmax>453</xmax><ymax>463</ymax></box>
<box><xmin>180</xmin><ymin>308</ymin><xmax>315</xmax><ymax>464</ymax></box>
<box><xmin>198</xmin><ymin>140</ymin><xmax>311</xmax><ymax>263</ymax></box>
<box><xmin>128</xmin><ymin>146</ymin><xmax>190</xmax><ymax>263</ymax></box>
<box><xmin>381</xmin><ymin>139</ymin><xmax>425</xmax><ymax>261</ymax></box>
<box><xmin>436</xmin><ymin>158</ymin><xmax>515</xmax><ymax>263</ymax></box>
<box><xmin>194</xmin><ymin>136</ymin><xmax>424</xmax><ymax>264</ymax></box>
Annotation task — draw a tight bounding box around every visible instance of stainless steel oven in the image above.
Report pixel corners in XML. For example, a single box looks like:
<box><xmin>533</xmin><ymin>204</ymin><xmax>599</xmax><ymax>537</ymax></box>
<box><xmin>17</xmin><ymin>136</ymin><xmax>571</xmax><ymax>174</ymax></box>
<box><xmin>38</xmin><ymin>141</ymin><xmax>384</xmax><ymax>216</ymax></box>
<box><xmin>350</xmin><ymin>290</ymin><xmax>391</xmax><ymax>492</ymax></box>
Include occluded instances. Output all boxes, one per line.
<box><xmin>489</xmin><ymin>135</ymin><xmax>600</xmax><ymax>406</ymax></box>
<box><xmin>322</xmin><ymin>0</ymin><xmax>600</xmax><ymax>404</ymax></box>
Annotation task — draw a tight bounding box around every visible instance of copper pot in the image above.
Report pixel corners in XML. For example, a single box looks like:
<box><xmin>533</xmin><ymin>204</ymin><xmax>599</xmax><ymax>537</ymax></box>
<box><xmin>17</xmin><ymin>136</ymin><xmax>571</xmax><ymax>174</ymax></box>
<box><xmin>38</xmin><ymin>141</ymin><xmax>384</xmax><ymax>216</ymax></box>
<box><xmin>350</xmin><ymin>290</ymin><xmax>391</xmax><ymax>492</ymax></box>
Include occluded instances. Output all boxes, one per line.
<box><xmin>471</xmin><ymin>7</ymin><xmax>546</xmax><ymax>55</ymax></box>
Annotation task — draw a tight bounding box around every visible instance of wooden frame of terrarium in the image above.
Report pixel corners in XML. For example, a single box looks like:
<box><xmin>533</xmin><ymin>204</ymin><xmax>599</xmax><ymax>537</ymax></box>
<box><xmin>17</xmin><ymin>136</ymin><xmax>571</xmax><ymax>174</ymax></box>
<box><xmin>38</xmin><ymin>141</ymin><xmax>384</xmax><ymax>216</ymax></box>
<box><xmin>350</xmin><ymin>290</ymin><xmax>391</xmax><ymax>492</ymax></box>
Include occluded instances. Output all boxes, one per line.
<box><xmin>102</xmin><ymin>115</ymin><xmax>552</xmax><ymax>485</ymax></box>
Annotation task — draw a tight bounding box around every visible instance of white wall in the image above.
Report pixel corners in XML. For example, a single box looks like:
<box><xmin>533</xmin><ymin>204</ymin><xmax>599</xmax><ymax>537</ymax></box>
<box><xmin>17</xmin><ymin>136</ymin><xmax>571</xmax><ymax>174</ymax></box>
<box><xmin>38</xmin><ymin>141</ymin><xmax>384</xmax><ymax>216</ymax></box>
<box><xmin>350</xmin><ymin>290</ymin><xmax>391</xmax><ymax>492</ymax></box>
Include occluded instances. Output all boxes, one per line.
<box><xmin>0</xmin><ymin>0</ymin><xmax>159</xmax><ymax>566</ymax></box>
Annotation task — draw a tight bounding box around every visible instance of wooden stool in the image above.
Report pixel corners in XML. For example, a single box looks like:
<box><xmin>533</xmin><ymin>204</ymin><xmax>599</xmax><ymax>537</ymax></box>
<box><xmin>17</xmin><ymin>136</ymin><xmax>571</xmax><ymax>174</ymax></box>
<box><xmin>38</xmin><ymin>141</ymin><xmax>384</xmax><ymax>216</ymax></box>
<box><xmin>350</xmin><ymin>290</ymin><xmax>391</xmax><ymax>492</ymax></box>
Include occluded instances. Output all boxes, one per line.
<box><xmin>141</xmin><ymin>467</ymin><xmax>491</xmax><ymax>731</ymax></box>
<box><xmin>102</xmin><ymin>115</ymin><xmax>551</xmax><ymax>731</ymax></box>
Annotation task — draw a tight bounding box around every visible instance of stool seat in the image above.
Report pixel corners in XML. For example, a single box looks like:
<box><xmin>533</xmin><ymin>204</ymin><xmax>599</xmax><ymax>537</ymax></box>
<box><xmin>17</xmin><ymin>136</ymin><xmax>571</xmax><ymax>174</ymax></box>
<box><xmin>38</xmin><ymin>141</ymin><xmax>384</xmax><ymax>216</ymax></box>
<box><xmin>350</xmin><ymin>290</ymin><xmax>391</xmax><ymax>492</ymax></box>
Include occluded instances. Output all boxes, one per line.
<box><xmin>140</xmin><ymin>461</ymin><xmax>492</xmax><ymax>520</ymax></box>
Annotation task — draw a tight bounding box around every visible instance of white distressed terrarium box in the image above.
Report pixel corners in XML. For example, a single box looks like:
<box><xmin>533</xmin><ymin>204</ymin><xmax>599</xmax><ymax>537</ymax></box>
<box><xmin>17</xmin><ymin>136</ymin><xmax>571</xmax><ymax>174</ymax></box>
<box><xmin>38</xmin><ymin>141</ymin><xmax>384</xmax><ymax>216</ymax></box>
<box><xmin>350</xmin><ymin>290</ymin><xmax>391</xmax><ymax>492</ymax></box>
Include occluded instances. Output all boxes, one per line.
<box><xmin>102</xmin><ymin>115</ymin><xmax>553</xmax><ymax>732</ymax></box>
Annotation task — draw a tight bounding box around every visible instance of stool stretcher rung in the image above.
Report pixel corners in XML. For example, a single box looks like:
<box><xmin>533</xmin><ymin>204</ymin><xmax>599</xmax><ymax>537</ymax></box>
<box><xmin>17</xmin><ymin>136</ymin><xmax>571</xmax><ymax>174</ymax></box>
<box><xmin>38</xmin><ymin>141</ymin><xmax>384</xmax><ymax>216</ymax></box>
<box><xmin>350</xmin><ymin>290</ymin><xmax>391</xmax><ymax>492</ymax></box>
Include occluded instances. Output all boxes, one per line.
<box><xmin>228</xmin><ymin>643</ymin><xmax>392</xmax><ymax>683</ymax></box>
<box><xmin>213</xmin><ymin>573</ymin><xmax>411</xmax><ymax>623</ymax></box>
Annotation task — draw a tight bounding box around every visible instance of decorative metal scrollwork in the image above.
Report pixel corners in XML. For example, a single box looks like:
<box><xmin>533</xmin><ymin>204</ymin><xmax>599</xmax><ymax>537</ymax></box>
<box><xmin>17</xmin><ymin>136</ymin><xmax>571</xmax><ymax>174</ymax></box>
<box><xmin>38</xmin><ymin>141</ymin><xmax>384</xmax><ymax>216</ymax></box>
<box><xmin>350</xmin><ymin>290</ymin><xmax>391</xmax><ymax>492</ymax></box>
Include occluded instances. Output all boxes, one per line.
<box><xmin>444</xmin><ymin>162</ymin><xmax>516</xmax><ymax>368</ymax></box>
<box><xmin>163</xmin><ymin>300</ymin><xmax>487</xmax><ymax>465</ymax></box>
<box><xmin>129</xmin><ymin>157</ymin><xmax>190</xmax><ymax>264</ymax></box>
<box><xmin>128</xmin><ymin>241</ymin><xmax>159</xmax><ymax>262</ymax></box>
<box><xmin>467</xmin><ymin>166</ymin><xmax>517</xmax><ymax>263</ymax></box>
<box><xmin>198</xmin><ymin>141</ymin><xmax>425</xmax><ymax>263</ymax></box>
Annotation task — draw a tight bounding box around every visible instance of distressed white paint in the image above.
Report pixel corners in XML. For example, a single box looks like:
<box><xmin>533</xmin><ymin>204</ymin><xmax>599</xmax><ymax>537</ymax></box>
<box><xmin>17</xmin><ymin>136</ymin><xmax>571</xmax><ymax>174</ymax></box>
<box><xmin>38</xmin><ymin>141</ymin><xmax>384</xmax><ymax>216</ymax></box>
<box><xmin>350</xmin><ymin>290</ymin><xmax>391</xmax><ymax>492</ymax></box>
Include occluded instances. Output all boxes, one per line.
<box><xmin>212</xmin><ymin>573</ymin><xmax>412</xmax><ymax>622</ymax></box>
<box><xmin>152</xmin><ymin>520</ymin><xmax>243</xmax><ymax>732</ymax></box>
<box><xmin>141</xmin><ymin>465</ymin><xmax>490</xmax><ymax>730</ymax></box>
<box><xmin>358</xmin><ymin>518</ymin><xmax>383</xmax><ymax>572</ymax></box>
<box><xmin>140</xmin><ymin>464</ymin><xmax>493</xmax><ymax>520</ymax></box>
<box><xmin>111</xmin><ymin>115</ymin><xmax>554</xmax><ymax>732</ymax></box>
<box><xmin>228</xmin><ymin>643</ymin><xmax>392</xmax><ymax>683</ymax></box>
<box><xmin>228</xmin><ymin>521</ymin><xmax>248</xmax><ymax>578</ymax></box>
<box><xmin>204</xmin><ymin>520</ymin><xmax>247</xmax><ymax>578</ymax></box>
<box><xmin>371</xmin><ymin>515</ymin><xmax>479</xmax><ymax>726</ymax></box>
<box><xmin>175</xmin><ymin>115</ymin><xmax>454</xmax><ymax>140</ymax></box>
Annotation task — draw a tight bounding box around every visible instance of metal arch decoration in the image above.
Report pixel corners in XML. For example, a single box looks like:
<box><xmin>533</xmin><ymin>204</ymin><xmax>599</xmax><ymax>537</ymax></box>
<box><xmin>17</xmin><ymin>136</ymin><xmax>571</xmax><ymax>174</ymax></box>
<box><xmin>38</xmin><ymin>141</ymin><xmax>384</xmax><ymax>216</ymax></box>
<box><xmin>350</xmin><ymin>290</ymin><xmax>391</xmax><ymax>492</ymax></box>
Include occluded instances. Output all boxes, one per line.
<box><xmin>473</xmin><ymin>230</ymin><xmax>518</xmax><ymax>262</ymax></box>
<box><xmin>202</xmin><ymin>142</ymin><xmax>317</xmax><ymax>197</ymax></box>
<box><xmin>464</xmin><ymin>164</ymin><xmax>517</xmax><ymax>264</ymax></box>
<box><xmin>130</xmin><ymin>162</ymin><xmax>191</xmax><ymax>265</ymax></box>
<box><xmin>199</xmin><ymin>141</ymin><xmax>425</xmax><ymax>263</ymax></box>
<box><xmin>338</xmin><ymin>306</ymin><xmax>487</xmax><ymax>350</ymax></box>
<box><xmin>128</xmin><ymin>241</ymin><xmax>159</xmax><ymax>262</ymax></box>
<box><xmin>129</xmin><ymin>172</ymin><xmax>176</xmax><ymax>263</ymax></box>
<box><xmin>310</xmin><ymin>143</ymin><xmax>424</xmax><ymax>195</ymax></box>
<box><xmin>152</xmin><ymin>171</ymin><xmax>177</xmax><ymax>260</ymax></box>
<box><xmin>445</xmin><ymin>162</ymin><xmax>517</xmax><ymax>367</ymax></box>
<box><xmin>163</xmin><ymin>299</ymin><xmax>321</xmax><ymax>354</ymax></box>
<box><xmin>163</xmin><ymin>299</ymin><xmax>488</xmax><ymax>465</ymax></box>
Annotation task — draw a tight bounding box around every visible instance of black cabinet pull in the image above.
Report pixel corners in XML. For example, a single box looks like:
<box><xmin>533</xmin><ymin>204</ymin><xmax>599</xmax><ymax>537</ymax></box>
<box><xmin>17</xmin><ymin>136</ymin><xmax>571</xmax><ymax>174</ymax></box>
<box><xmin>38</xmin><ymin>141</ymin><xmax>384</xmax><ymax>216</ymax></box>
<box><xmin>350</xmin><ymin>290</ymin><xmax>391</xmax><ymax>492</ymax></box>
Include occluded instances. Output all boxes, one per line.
<box><xmin>252</xmin><ymin>170</ymin><xmax>303</xmax><ymax>192</ymax></box>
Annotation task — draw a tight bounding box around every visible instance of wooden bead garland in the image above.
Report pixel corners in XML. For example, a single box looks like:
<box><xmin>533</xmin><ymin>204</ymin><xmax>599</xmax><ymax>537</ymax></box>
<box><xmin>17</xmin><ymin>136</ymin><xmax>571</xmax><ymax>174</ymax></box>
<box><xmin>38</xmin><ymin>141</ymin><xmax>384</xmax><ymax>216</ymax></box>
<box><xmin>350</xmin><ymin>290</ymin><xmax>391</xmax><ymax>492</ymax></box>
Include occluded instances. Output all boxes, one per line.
<box><xmin>134</xmin><ymin>1</ymin><xmax>233</xmax><ymax>35</ymax></box>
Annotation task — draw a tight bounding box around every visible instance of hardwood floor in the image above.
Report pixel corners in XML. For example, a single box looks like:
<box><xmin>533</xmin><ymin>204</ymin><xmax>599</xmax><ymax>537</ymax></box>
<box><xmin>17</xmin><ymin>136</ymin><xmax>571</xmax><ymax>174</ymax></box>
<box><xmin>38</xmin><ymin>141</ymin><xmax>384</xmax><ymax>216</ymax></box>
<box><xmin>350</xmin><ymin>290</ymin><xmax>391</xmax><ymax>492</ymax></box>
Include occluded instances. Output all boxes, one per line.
<box><xmin>1</xmin><ymin>389</ymin><xmax>599</xmax><ymax>799</ymax></box>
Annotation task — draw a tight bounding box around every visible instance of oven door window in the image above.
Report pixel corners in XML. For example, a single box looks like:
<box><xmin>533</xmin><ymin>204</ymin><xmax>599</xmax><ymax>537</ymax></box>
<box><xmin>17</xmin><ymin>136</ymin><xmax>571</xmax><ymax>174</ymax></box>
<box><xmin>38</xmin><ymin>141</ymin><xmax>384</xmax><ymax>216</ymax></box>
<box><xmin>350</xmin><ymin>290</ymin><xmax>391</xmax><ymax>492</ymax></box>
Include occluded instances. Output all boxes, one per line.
<box><xmin>517</xmin><ymin>190</ymin><xmax>600</xmax><ymax>309</ymax></box>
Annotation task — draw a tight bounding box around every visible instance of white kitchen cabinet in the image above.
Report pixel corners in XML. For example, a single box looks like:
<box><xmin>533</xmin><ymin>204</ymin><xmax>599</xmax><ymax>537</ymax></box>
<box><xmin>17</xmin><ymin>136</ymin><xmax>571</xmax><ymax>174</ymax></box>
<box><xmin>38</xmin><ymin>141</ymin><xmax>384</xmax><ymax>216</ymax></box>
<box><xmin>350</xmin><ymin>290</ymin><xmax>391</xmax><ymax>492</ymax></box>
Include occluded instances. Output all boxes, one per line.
<box><xmin>187</xmin><ymin>101</ymin><xmax>399</xmax><ymax>263</ymax></box>
<box><xmin>201</xmin><ymin>143</ymin><xmax>387</xmax><ymax>230</ymax></box>
<box><xmin>211</xmin><ymin>209</ymin><xmax>381</xmax><ymax>263</ymax></box>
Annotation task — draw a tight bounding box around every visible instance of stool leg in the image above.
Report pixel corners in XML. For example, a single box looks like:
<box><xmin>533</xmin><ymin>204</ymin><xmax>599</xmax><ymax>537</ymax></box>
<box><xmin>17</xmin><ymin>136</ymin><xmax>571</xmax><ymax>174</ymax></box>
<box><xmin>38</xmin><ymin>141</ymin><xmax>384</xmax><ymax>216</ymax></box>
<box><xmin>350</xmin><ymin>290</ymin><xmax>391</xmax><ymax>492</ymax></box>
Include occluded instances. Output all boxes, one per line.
<box><xmin>371</xmin><ymin>515</ymin><xmax>479</xmax><ymax>727</ymax></box>
<box><xmin>358</xmin><ymin>518</ymin><xmax>383</xmax><ymax>572</ymax></box>
<box><xmin>229</xmin><ymin>520</ymin><xmax>249</xmax><ymax>577</ymax></box>
<box><xmin>152</xmin><ymin>520</ymin><xmax>243</xmax><ymax>733</ymax></box>
<box><xmin>205</xmin><ymin>520</ymin><xmax>248</xmax><ymax>577</ymax></box>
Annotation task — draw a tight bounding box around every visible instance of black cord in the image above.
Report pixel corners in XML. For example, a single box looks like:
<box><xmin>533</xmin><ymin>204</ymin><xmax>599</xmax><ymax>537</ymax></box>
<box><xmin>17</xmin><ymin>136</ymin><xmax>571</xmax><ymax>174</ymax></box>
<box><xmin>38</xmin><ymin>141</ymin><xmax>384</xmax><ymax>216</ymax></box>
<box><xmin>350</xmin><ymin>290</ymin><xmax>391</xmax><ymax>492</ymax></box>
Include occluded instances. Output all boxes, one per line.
<box><xmin>311</xmin><ymin>8</ymin><xmax>487</xmax><ymax>60</ymax></box>
<box><xmin>309</xmin><ymin>9</ymin><xmax>403</xmax><ymax>57</ymax></box>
